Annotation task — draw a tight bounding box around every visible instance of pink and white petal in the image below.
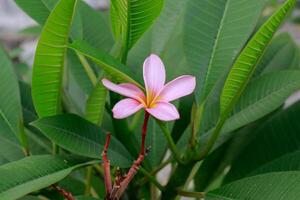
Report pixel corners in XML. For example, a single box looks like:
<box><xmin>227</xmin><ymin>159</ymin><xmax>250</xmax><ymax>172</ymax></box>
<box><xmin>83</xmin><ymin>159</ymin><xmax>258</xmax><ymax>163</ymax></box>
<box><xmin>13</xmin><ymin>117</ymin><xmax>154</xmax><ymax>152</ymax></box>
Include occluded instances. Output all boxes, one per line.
<box><xmin>158</xmin><ymin>75</ymin><xmax>196</xmax><ymax>102</ymax></box>
<box><xmin>143</xmin><ymin>54</ymin><xmax>166</xmax><ymax>96</ymax></box>
<box><xmin>102</xmin><ymin>79</ymin><xmax>145</xmax><ymax>101</ymax></box>
<box><xmin>146</xmin><ymin>102</ymin><xmax>179</xmax><ymax>121</ymax></box>
<box><xmin>112</xmin><ymin>98</ymin><xmax>143</xmax><ymax>119</ymax></box>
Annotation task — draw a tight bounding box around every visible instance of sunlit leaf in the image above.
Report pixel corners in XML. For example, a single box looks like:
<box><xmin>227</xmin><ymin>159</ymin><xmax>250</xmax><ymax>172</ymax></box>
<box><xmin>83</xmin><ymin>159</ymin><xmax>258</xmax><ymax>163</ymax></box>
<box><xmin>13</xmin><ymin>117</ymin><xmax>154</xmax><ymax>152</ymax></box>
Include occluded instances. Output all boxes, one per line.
<box><xmin>32</xmin><ymin>0</ymin><xmax>77</xmax><ymax>117</ymax></box>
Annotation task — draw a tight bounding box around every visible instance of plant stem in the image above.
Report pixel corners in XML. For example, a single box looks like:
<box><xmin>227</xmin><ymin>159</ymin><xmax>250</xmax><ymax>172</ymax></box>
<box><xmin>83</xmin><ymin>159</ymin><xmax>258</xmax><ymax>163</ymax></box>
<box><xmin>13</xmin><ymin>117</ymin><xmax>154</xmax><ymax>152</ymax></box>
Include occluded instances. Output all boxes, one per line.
<box><xmin>139</xmin><ymin>167</ymin><xmax>164</xmax><ymax>191</ymax></box>
<box><xmin>84</xmin><ymin>166</ymin><xmax>93</xmax><ymax>196</ymax></box>
<box><xmin>52</xmin><ymin>142</ymin><xmax>58</xmax><ymax>155</ymax></box>
<box><xmin>102</xmin><ymin>133</ymin><xmax>112</xmax><ymax>199</ymax></box>
<box><xmin>190</xmin><ymin>103</ymin><xmax>204</xmax><ymax>148</ymax></box>
<box><xmin>19</xmin><ymin>120</ymin><xmax>29</xmax><ymax>156</ymax></box>
<box><xmin>52</xmin><ymin>185</ymin><xmax>75</xmax><ymax>200</ymax></box>
<box><xmin>198</xmin><ymin>117</ymin><xmax>226</xmax><ymax>160</ymax></box>
<box><xmin>177</xmin><ymin>190</ymin><xmax>205</xmax><ymax>198</ymax></box>
<box><xmin>76</xmin><ymin>52</ymin><xmax>97</xmax><ymax>86</ymax></box>
<box><xmin>109</xmin><ymin>111</ymin><xmax>151</xmax><ymax>199</ymax></box>
<box><xmin>157</xmin><ymin>121</ymin><xmax>185</xmax><ymax>164</ymax></box>
<box><xmin>162</xmin><ymin>162</ymin><xmax>196</xmax><ymax>199</ymax></box>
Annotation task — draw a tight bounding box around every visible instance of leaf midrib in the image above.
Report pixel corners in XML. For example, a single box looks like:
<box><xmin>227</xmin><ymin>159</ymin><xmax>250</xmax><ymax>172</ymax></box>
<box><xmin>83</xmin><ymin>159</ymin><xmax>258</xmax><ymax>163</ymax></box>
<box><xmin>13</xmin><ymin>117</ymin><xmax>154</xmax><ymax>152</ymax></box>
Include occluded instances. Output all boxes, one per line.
<box><xmin>202</xmin><ymin>0</ymin><xmax>230</xmax><ymax>103</ymax></box>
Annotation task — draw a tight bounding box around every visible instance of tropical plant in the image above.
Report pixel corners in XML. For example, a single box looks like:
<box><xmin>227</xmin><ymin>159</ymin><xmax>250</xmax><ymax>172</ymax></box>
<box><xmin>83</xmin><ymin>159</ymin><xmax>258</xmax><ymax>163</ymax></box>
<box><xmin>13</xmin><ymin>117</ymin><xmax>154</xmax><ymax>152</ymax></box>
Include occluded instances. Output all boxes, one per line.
<box><xmin>0</xmin><ymin>0</ymin><xmax>299</xmax><ymax>199</ymax></box>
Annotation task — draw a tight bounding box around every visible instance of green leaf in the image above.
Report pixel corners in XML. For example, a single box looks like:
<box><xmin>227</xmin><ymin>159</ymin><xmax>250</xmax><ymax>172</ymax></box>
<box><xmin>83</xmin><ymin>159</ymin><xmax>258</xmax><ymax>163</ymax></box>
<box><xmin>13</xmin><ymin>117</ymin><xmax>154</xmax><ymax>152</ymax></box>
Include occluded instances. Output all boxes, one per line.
<box><xmin>220</xmin><ymin>0</ymin><xmax>295</xmax><ymax>117</ymax></box>
<box><xmin>222</xmin><ymin>70</ymin><xmax>300</xmax><ymax>135</ymax></box>
<box><xmin>0</xmin><ymin>155</ymin><xmax>96</xmax><ymax>200</ymax></box>
<box><xmin>0</xmin><ymin>135</ymin><xmax>24</xmax><ymax>165</ymax></box>
<box><xmin>14</xmin><ymin>0</ymin><xmax>58</xmax><ymax>25</ymax></box>
<box><xmin>110</xmin><ymin>0</ymin><xmax>164</xmax><ymax>56</ymax></box>
<box><xmin>249</xmin><ymin>150</ymin><xmax>300</xmax><ymax>176</ymax></box>
<box><xmin>254</xmin><ymin>33</ymin><xmax>300</xmax><ymax>77</ymax></box>
<box><xmin>225</xmin><ymin>101</ymin><xmax>300</xmax><ymax>183</ymax></box>
<box><xmin>127</xmin><ymin>0</ymin><xmax>188</xmax><ymax>79</ymax></box>
<box><xmin>184</xmin><ymin>0</ymin><xmax>268</xmax><ymax>103</ymax></box>
<box><xmin>31</xmin><ymin>114</ymin><xmax>133</xmax><ymax>167</ymax></box>
<box><xmin>207</xmin><ymin>172</ymin><xmax>300</xmax><ymax>200</ymax></box>
<box><xmin>67</xmin><ymin>50</ymin><xmax>95</xmax><ymax>95</ymax></box>
<box><xmin>0</xmin><ymin>46</ymin><xmax>22</xmax><ymax>143</ymax></box>
<box><xmin>69</xmin><ymin>40</ymin><xmax>143</xmax><ymax>88</ymax></box>
<box><xmin>32</xmin><ymin>0</ymin><xmax>77</xmax><ymax>117</ymax></box>
<box><xmin>85</xmin><ymin>79</ymin><xmax>108</xmax><ymax>125</ymax></box>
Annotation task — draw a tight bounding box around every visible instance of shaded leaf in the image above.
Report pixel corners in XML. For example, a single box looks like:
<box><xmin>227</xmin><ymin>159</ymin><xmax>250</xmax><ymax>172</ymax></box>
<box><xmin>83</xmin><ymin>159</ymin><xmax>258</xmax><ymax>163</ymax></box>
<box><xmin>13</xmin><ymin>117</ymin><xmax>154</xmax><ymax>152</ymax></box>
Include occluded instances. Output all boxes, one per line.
<box><xmin>207</xmin><ymin>172</ymin><xmax>300</xmax><ymax>200</ymax></box>
<box><xmin>31</xmin><ymin>114</ymin><xmax>133</xmax><ymax>167</ymax></box>
<box><xmin>0</xmin><ymin>46</ymin><xmax>22</xmax><ymax>143</ymax></box>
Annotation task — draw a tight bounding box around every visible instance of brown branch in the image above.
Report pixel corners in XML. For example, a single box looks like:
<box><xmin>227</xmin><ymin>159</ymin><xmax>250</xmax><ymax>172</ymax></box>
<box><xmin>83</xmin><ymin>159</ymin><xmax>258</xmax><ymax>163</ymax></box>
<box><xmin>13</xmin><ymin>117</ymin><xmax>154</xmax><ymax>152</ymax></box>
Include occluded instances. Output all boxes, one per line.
<box><xmin>52</xmin><ymin>185</ymin><xmax>75</xmax><ymax>200</ymax></box>
<box><xmin>102</xmin><ymin>133</ymin><xmax>112</xmax><ymax>199</ymax></box>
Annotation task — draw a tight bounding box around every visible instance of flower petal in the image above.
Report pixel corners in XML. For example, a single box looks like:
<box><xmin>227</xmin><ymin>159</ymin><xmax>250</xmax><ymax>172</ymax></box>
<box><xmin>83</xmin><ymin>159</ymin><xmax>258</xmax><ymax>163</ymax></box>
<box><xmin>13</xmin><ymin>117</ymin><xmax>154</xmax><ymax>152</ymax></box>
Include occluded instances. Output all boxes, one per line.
<box><xmin>143</xmin><ymin>54</ymin><xmax>166</xmax><ymax>98</ymax></box>
<box><xmin>146</xmin><ymin>102</ymin><xmax>179</xmax><ymax>121</ymax></box>
<box><xmin>158</xmin><ymin>75</ymin><xmax>196</xmax><ymax>102</ymax></box>
<box><xmin>102</xmin><ymin>79</ymin><xmax>145</xmax><ymax>101</ymax></box>
<box><xmin>112</xmin><ymin>98</ymin><xmax>143</xmax><ymax>119</ymax></box>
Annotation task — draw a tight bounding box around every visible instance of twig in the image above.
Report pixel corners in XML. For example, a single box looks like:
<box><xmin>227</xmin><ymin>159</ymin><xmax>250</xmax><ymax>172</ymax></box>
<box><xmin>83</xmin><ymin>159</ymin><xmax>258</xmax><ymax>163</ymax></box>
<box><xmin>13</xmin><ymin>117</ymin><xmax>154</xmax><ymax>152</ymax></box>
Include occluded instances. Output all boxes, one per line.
<box><xmin>52</xmin><ymin>185</ymin><xmax>75</xmax><ymax>200</ymax></box>
<box><xmin>110</xmin><ymin>111</ymin><xmax>151</xmax><ymax>199</ymax></box>
<box><xmin>102</xmin><ymin>133</ymin><xmax>112</xmax><ymax>199</ymax></box>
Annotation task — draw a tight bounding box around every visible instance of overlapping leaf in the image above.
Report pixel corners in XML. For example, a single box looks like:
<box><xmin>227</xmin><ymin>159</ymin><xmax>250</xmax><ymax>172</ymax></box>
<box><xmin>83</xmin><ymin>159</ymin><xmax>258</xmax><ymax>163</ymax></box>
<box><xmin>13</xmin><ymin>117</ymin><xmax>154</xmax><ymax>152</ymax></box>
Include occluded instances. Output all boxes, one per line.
<box><xmin>225</xmin><ymin>102</ymin><xmax>300</xmax><ymax>183</ymax></box>
<box><xmin>0</xmin><ymin>155</ymin><xmax>96</xmax><ymax>200</ymax></box>
<box><xmin>184</xmin><ymin>0</ymin><xmax>268</xmax><ymax>103</ymax></box>
<box><xmin>220</xmin><ymin>0</ymin><xmax>296</xmax><ymax>117</ymax></box>
<box><xmin>69</xmin><ymin>40</ymin><xmax>143</xmax><ymax>87</ymax></box>
<box><xmin>110</xmin><ymin>0</ymin><xmax>164</xmax><ymax>54</ymax></box>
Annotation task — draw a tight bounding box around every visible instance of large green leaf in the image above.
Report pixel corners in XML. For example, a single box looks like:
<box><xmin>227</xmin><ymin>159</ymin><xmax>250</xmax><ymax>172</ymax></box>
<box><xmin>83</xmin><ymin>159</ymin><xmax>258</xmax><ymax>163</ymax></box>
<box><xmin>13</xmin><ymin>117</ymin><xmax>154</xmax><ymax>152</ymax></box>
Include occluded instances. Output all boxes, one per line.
<box><xmin>0</xmin><ymin>46</ymin><xmax>22</xmax><ymax>143</ymax></box>
<box><xmin>220</xmin><ymin>0</ymin><xmax>295</xmax><ymax>117</ymax></box>
<box><xmin>31</xmin><ymin>114</ymin><xmax>133</xmax><ymax>167</ymax></box>
<box><xmin>0</xmin><ymin>155</ymin><xmax>96</xmax><ymax>200</ymax></box>
<box><xmin>110</xmin><ymin>0</ymin><xmax>164</xmax><ymax>58</ymax></box>
<box><xmin>69</xmin><ymin>40</ymin><xmax>143</xmax><ymax>88</ymax></box>
<box><xmin>85</xmin><ymin>79</ymin><xmax>108</xmax><ymax>125</ymax></box>
<box><xmin>32</xmin><ymin>0</ymin><xmax>77</xmax><ymax>117</ymax></box>
<box><xmin>224</xmin><ymin>102</ymin><xmax>300</xmax><ymax>183</ymax></box>
<box><xmin>207</xmin><ymin>172</ymin><xmax>300</xmax><ymax>200</ymax></box>
<box><xmin>184</xmin><ymin>0</ymin><xmax>268</xmax><ymax>103</ymax></box>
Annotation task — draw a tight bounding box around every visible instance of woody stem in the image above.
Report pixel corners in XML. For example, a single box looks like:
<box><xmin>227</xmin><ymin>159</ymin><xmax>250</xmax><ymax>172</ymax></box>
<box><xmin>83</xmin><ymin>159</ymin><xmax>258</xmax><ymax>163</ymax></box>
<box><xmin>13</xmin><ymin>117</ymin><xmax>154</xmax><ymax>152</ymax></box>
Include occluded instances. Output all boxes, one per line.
<box><xmin>52</xmin><ymin>185</ymin><xmax>75</xmax><ymax>200</ymax></box>
<box><xmin>102</xmin><ymin>133</ymin><xmax>112</xmax><ymax>199</ymax></box>
<box><xmin>111</xmin><ymin>111</ymin><xmax>150</xmax><ymax>199</ymax></box>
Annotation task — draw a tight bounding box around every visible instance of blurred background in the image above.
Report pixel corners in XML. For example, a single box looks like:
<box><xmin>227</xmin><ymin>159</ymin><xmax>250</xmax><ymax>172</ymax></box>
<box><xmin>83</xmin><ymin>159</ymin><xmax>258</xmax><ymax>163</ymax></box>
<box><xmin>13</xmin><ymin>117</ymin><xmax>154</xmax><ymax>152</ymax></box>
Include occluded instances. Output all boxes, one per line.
<box><xmin>0</xmin><ymin>0</ymin><xmax>109</xmax><ymax>66</ymax></box>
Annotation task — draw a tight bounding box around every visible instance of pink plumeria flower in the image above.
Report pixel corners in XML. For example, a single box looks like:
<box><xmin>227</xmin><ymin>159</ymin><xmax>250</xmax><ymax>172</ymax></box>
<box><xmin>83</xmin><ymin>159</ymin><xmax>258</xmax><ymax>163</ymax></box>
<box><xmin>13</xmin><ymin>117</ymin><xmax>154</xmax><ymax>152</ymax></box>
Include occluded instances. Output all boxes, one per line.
<box><xmin>102</xmin><ymin>54</ymin><xmax>196</xmax><ymax>121</ymax></box>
